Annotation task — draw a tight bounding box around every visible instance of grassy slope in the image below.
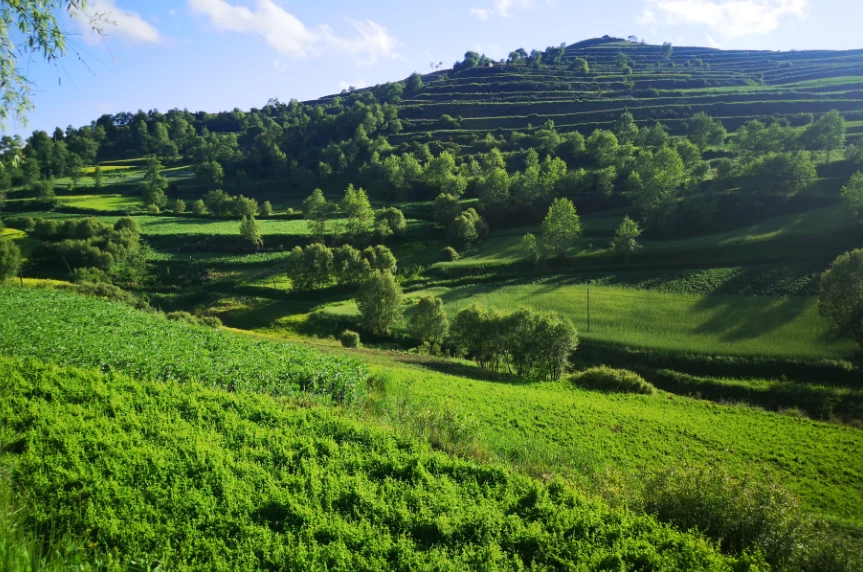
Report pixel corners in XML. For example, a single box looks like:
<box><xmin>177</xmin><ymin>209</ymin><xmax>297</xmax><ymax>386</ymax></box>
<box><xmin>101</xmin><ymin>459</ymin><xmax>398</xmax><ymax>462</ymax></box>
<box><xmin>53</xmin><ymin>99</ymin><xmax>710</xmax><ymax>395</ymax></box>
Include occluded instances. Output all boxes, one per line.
<box><xmin>0</xmin><ymin>356</ymin><xmax>739</xmax><ymax>571</ymax></box>
<box><xmin>347</xmin><ymin>349</ymin><xmax>863</xmax><ymax>528</ymax></box>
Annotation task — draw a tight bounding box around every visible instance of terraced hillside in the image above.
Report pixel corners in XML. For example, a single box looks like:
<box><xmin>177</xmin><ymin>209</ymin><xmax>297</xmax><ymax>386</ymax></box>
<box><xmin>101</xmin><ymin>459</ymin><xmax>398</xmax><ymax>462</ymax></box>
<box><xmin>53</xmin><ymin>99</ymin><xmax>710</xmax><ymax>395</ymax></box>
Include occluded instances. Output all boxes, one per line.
<box><xmin>375</xmin><ymin>38</ymin><xmax>863</xmax><ymax>149</ymax></box>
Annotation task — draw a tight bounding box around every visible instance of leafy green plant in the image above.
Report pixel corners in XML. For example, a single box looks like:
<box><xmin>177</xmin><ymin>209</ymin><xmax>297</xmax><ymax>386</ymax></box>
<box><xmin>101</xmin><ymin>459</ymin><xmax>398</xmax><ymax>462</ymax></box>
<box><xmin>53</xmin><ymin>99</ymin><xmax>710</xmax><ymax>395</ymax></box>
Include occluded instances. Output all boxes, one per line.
<box><xmin>571</xmin><ymin>366</ymin><xmax>656</xmax><ymax>394</ymax></box>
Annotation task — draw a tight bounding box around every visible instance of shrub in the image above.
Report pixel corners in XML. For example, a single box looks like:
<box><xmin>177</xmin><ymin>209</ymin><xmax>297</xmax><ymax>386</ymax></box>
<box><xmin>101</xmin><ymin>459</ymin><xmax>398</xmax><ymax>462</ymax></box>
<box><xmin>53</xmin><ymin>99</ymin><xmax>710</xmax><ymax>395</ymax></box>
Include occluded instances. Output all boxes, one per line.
<box><xmin>571</xmin><ymin>366</ymin><xmax>655</xmax><ymax>394</ymax></box>
<box><xmin>0</xmin><ymin>240</ymin><xmax>21</xmax><ymax>281</ymax></box>
<box><xmin>146</xmin><ymin>204</ymin><xmax>160</xmax><ymax>214</ymax></box>
<box><xmin>340</xmin><ymin>329</ymin><xmax>361</xmax><ymax>348</ymax></box>
<box><xmin>442</xmin><ymin>246</ymin><xmax>460</xmax><ymax>261</ymax></box>
<box><xmin>166</xmin><ymin>311</ymin><xmax>198</xmax><ymax>325</ymax></box>
<box><xmin>3</xmin><ymin>216</ymin><xmax>34</xmax><ymax>231</ymax></box>
<box><xmin>198</xmin><ymin>316</ymin><xmax>222</xmax><ymax>329</ymax></box>
<box><xmin>640</xmin><ymin>465</ymin><xmax>840</xmax><ymax>569</ymax></box>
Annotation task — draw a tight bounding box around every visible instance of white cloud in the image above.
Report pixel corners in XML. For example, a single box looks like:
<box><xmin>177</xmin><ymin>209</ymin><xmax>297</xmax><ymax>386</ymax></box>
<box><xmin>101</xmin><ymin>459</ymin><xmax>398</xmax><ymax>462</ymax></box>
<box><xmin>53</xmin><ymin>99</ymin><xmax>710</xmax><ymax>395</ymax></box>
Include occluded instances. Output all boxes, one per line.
<box><xmin>76</xmin><ymin>0</ymin><xmax>163</xmax><ymax>44</ymax></box>
<box><xmin>273</xmin><ymin>58</ymin><xmax>287</xmax><ymax>72</ymax></box>
<box><xmin>188</xmin><ymin>0</ymin><xmax>399</xmax><ymax>65</ymax></box>
<box><xmin>706</xmin><ymin>34</ymin><xmax>721</xmax><ymax>47</ymax></box>
<box><xmin>643</xmin><ymin>0</ymin><xmax>808</xmax><ymax>38</ymax></box>
<box><xmin>338</xmin><ymin>80</ymin><xmax>368</xmax><ymax>92</ymax></box>
<box><xmin>470</xmin><ymin>0</ymin><xmax>545</xmax><ymax>20</ymax></box>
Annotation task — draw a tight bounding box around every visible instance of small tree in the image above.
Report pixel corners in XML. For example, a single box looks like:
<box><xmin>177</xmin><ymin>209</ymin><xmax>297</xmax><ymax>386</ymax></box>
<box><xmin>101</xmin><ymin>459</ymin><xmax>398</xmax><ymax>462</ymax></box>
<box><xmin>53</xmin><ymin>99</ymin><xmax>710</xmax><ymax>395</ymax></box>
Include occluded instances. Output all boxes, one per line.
<box><xmin>191</xmin><ymin>199</ymin><xmax>207</xmax><ymax>216</ymax></box>
<box><xmin>142</xmin><ymin>155</ymin><xmax>168</xmax><ymax>208</ymax></box>
<box><xmin>374</xmin><ymin>207</ymin><xmax>407</xmax><ymax>241</ymax></box>
<box><xmin>434</xmin><ymin>193</ymin><xmax>461</xmax><ymax>228</ymax></box>
<box><xmin>240</xmin><ymin>215</ymin><xmax>263</xmax><ymax>250</ymax></box>
<box><xmin>260</xmin><ymin>200</ymin><xmax>273</xmax><ymax>217</ymax></box>
<box><xmin>687</xmin><ymin>112</ymin><xmax>727</xmax><ymax>149</ymax></box>
<box><xmin>522</xmin><ymin>232</ymin><xmax>541</xmax><ymax>267</ymax></box>
<box><xmin>341</xmin><ymin>184</ymin><xmax>374</xmax><ymax>240</ymax></box>
<box><xmin>358</xmin><ymin>270</ymin><xmax>403</xmax><ymax>337</ymax></box>
<box><xmin>819</xmin><ymin>249</ymin><xmax>863</xmax><ymax>353</ymax></box>
<box><xmin>611</xmin><ymin>216</ymin><xmax>642</xmax><ymax>264</ymax></box>
<box><xmin>0</xmin><ymin>240</ymin><xmax>21</xmax><ymax>281</ymax></box>
<box><xmin>804</xmin><ymin>109</ymin><xmax>846</xmax><ymax>164</ymax></box>
<box><xmin>174</xmin><ymin>199</ymin><xmax>186</xmax><ymax>214</ymax></box>
<box><xmin>841</xmin><ymin>172</ymin><xmax>863</xmax><ymax>220</ymax></box>
<box><xmin>541</xmin><ymin>198</ymin><xmax>582</xmax><ymax>257</ymax></box>
<box><xmin>303</xmin><ymin>188</ymin><xmax>329</xmax><ymax>240</ymax></box>
<box><xmin>93</xmin><ymin>165</ymin><xmax>103</xmax><ymax>190</ymax></box>
<box><xmin>234</xmin><ymin>195</ymin><xmax>259</xmax><ymax>218</ymax></box>
<box><xmin>409</xmin><ymin>295</ymin><xmax>449</xmax><ymax>344</ymax></box>
<box><xmin>195</xmin><ymin>161</ymin><xmax>224</xmax><ymax>189</ymax></box>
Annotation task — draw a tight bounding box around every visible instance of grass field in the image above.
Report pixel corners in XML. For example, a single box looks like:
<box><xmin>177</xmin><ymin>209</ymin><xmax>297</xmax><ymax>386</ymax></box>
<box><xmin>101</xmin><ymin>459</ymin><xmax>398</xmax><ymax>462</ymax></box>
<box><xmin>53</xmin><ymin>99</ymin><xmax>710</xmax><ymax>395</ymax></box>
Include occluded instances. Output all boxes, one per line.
<box><xmin>56</xmin><ymin>193</ymin><xmax>140</xmax><ymax>211</ymax></box>
<box><xmin>320</xmin><ymin>283</ymin><xmax>853</xmax><ymax>359</ymax></box>
<box><xmin>355</xmin><ymin>350</ymin><xmax>863</xmax><ymax>528</ymax></box>
<box><xmin>0</xmin><ymin>355</ymin><xmax>747</xmax><ymax>570</ymax></box>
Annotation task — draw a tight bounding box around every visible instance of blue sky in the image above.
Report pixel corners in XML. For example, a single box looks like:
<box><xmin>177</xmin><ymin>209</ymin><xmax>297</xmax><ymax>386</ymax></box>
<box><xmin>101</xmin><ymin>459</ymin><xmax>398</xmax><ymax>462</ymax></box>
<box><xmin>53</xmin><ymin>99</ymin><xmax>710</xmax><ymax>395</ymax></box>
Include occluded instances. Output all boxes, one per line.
<box><xmin>15</xmin><ymin>0</ymin><xmax>863</xmax><ymax>135</ymax></box>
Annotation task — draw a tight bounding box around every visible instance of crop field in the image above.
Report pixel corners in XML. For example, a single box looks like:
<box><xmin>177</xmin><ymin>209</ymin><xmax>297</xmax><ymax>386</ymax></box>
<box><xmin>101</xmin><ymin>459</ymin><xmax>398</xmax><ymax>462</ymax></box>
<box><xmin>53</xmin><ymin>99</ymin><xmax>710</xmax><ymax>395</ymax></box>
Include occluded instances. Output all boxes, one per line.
<box><xmin>0</xmin><ymin>288</ymin><xmax>367</xmax><ymax>402</ymax></box>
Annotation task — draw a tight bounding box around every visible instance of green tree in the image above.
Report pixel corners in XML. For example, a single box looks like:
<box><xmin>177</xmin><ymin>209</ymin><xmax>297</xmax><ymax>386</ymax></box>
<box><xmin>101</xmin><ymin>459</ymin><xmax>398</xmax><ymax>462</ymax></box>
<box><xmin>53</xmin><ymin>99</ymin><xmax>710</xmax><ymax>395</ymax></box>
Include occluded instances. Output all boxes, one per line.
<box><xmin>142</xmin><ymin>155</ymin><xmax>168</xmax><ymax>208</ymax></box>
<box><xmin>374</xmin><ymin>207</ymin><xmax>407</xmax><ymax>241</ymax></box>
<box><xmin>409</xmin><ymin>295</ymin><xmax>449</xmax><ymax>344</ymax></box>
<box><xmin>611</xmin><ymin>216</ymin><xmax>642</xmax><ymax>264</ymax></box>
<box><xmin>434</xmin><ymin>193</ymin><xmax>461</xmax><ymax>228</ymax></box>
<box><xmin>287</xmin><ymin>243</ymin><xmax>333</xmax><ymax>291</ymax></box>
<box><xmin>302</xmin><ymin>188</ymin><xmax>329</xmax><ymax>240</ymax></box>
<box><xmin>68</xmin><ymin>154</ymin><xmax>84</xmax><ymax>189</ymax></box>
<box><xmin>341</xmin><ymin>184</ymin><xmax>374</xmax><ymax>240</ymax></box>
<box><xmin>628</xmin><ymin>146</ymin><xmax>686</xmax><ymax>227</ymax></box>
<box><xmin>0</xmin><ymin>1</ymin><xmax>105</xmax><ymax>123</ymax></box>
<box><xmin>687</xmin><ymin>112</ymin><xmax>727</xmax><ymax>149</ymax></box>
<box><xmin>0</xmin><ymin>240</ymin><xmax>21</xmax><ymax>281</ymax></box>
<box><xmin>240</xmin><ymin>216</ymin><xmax>263</xmax><ymax>250</ymax></box>
<box><xmin>204</xmin><ymin>189</ymin><xmax>234</xmax><ymax>216</ymax></box>
<box><xmin>173</xmin><ymin>199</ymin><xmax>186</xmax><ymax>214</ymax></box>
<box><xmin>571</xmin><ymin>57</ymin><xmax>589</xmax><ymax>73</ymax></box>
<box><xmin>92</xmin><ymin>164</ymin><xmax>103</xmax><ymax>190</ymax></box>
<box><xmin>541</xmin><ymin>198</ymin><xmax>582</xmax><ymax>257</ymax></box>
<box><xmin>803</xmin><ymin>109</ymin><xmax>846</xmax><ymax>164</ymax></box>
<box><xmin>586</xmin><ymin>130</ymin><xmax>619</xmax><ymax>168</ymax></box>
<box><xmin>613</xmin><ymin>112</ymin><xmax>639</xmax><ymax>145</ymax></box>
<box><xmin>332</xmin><ymin>244</ymin><xmax>370</xmax><ymax>286</ymax></box>
<box><xmin>476</xmin><ymin>167</ymin><xmax>511</xmax><ymax>215</ymax></box>
<box><xmin>260</xmin><ymin>200</ymin><xmax>273</xmax><ymax>217</ymax></box>
<box><xmin>195</xmin><ymin>161</ymin><xmax>225</xmax><ymax>189</ymax></box>
<box><xmin>818</xmin><ymin>249</ymin><xmax>863</xmax><ymax>352</ymax></box>
<box><xmin>841</xmin><ymin>172</ymin><xmax>863</xmax><ymax>220</ymax></box>
<box><xmin>406</xmin><ymin>72</ymin><xmax>424</xmax><ymax>93</ymax></box>
<box><xmin>358</xmin><ymin>270</ymin><xmax>403</xmax><ymax>337</ymax></box>
<box><xmin>522</xmin><ymin>232</ymin><xmax>540</xmax><ymax>267</ymax></box>
<box><xmin>191</xmin><ymin>199</ymin><xmax>207</xmax><ymax>216</ymax></box>
<box><xmin>234</xmin><ymin>195</ymin><xmax>259</xmax><ymax>218</ymax></box>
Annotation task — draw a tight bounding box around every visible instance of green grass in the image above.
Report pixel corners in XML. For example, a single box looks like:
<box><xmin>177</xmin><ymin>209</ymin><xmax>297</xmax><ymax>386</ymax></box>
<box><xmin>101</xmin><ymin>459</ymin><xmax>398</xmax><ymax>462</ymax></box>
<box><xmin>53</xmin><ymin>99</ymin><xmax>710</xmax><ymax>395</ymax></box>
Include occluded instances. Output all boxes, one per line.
<box><xmin>0</xmin><ymin>355</ymin><xmax>743</xmax><ymax>570</ymax></box>
<box><xmin>0</xmin><ymin>287</ymin><xmax>367</xmax><ymax>402</ymax></box>
<box><xmin>323</xmin><ymin>283</ymin><xmax>854</xmax><ymax>359</ymax></box>
<box><xmin>56</xmin><ymin>193</ymin><xmax>140</xmax><ymax>211</ymax></box>
<box><xmin>358</xmin><ymin>352</ymin><xmax>863</xmax><ymax>528</ymax></box>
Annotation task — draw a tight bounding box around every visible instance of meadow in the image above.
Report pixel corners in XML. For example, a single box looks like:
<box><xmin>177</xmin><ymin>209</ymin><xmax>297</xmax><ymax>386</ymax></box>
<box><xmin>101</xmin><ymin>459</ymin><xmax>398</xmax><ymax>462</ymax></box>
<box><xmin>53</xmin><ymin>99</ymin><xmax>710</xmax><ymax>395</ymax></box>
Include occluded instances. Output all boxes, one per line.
<box><xmin>321</xmin><ymin>282</ymin><xmax>853</xmax><ymax>359</ymax></box>
<box><xmin>0</xmin><ymin>356</ymin><xmax>745</xmax><ymax>571</ymax></box>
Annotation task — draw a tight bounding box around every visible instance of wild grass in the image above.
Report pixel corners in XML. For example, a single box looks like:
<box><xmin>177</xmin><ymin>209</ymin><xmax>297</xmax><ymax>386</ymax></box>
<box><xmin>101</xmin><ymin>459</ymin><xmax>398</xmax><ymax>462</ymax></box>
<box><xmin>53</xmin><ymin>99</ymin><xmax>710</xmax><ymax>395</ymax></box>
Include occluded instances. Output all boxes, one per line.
<box><xmin>0</xmin><ymin>356</ymin><xmax>743</xmax><ymax>570</ymax></box>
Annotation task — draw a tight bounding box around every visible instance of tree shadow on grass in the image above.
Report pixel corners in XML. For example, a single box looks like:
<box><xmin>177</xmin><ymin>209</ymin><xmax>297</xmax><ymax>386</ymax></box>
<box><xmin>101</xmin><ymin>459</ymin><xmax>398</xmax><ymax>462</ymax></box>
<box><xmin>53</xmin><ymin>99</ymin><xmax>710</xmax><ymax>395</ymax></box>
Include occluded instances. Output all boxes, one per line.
<box><xmin>692</xmin><ymin>294</ymin><xmax>810</xmax><ymax>342</ymax></box>
<box><xmin>392</xmin><ymin>353</ymin><xmax>538</xmax><ymax>386</ymax></box>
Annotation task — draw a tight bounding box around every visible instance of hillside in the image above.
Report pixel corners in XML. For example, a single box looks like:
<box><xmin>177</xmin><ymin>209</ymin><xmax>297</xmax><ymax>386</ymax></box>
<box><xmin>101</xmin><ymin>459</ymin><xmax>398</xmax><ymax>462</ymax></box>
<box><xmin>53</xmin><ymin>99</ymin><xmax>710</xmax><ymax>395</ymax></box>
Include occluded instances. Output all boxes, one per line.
<box><xmin>4</xmin><ymin>36</ymin><xmax>863</xmax><ymax>570</ymax></box>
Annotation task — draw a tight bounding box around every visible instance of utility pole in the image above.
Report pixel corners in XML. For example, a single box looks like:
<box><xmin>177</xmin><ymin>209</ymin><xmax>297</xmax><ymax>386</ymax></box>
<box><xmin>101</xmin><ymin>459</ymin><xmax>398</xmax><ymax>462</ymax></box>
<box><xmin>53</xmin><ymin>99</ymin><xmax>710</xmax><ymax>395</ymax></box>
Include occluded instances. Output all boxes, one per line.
<box><xmin>587</xmin><ymin>288</ymin><xmax>591</xmax><ymax>333</ymax></box>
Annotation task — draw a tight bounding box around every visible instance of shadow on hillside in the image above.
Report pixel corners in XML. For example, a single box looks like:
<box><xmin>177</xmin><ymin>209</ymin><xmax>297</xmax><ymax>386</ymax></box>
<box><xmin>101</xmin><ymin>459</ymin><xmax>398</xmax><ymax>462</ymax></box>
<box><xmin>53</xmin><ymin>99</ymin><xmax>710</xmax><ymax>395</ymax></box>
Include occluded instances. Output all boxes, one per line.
<box><xmin>692</xmin><ymin>293</ymin><xmax>809</xmax><ymax>342</ymax></box>
<box><xmin>394</xmin><ymin>354</ymin><xmax>536</xmax><ymax>386</ymax></box>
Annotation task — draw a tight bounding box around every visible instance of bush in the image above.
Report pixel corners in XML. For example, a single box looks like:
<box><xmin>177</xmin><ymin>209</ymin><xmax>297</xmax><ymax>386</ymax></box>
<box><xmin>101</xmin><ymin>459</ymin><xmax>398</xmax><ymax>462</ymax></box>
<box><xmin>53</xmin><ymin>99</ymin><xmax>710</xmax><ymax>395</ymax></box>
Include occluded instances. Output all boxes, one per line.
<box><xmin>640</xmin><ymin>465</ymin><xmax>853</xmax><ymax>569</ymax></box>
<box><xmin>442</xmin><ymin>246</ymin><xmax>460</xmax><ymax>261</ymax></box>
<box><xmin>2</xmin><ymin>216</ymin><xmax>35</xmax><ymax>231</ymax></box>
<box><xmin>198</xmin><ymin>316</ymin><xmax>223</xmax><ymax>329</ymax></box>
<box><xmin>0</xmin><ymin>240</ymin><xmax>21</xmax><ymax>282</ymax></box>
<box><xmin>340</xmin><ymin>329</ymin><xmax>361</xmax><ymax>348</ymax></box>
<box><xmin>166</xmin><ymin>311</ymin><xmax>198</xmax><ymax>325</ymax></box>
<box><xmin>146</xmin><ymin>204</ymin><xmax>160</xmax><ymax>214</ymax></box>
<box><xmin>571</xmin><ymin>366</ymin><xmax>655</xmax><ymax>394</ymax></box>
